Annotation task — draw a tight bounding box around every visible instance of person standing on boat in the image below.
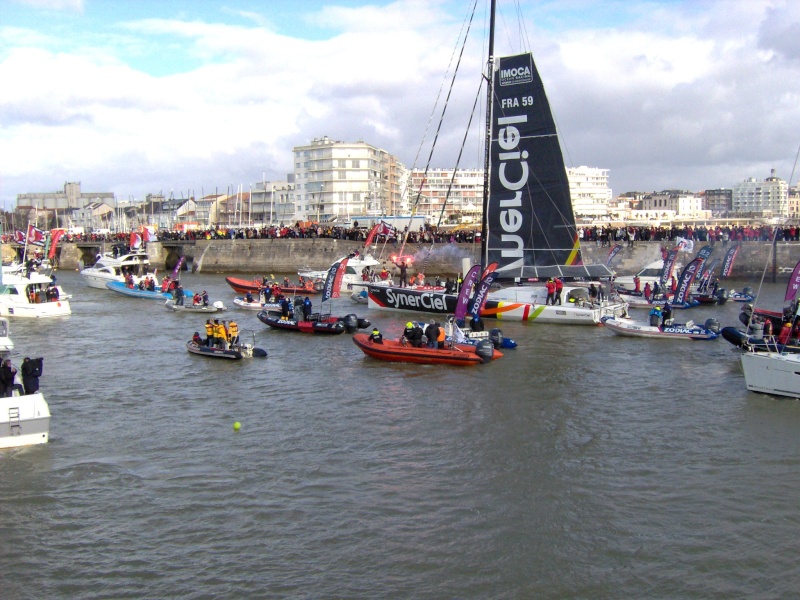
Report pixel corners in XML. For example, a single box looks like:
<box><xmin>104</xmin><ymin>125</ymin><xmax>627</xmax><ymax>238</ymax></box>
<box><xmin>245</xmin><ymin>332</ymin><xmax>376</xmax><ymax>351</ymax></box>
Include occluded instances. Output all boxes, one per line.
<box><xmin>214</xmin><ymin>319</ymin><xmax>227</xmax><ymax>349</ymax></box>
<box><xmin>201</xmin><ymin>290</ymin><xmax>210</xmax><ymax>306</ymax></box>
<box><xmin>0</xmin><ymin>359</ymin><xmax>24</xmax><ymax>397</ymax></box>
<box><xmin>394</xmin><ymin>260</ymin><xmax>408</xmax><ymax>287</ymax></box>
<box><xmin>302</xmin><ymin>297</ymin><xmax>312</xmax><ymax>321</ymax></box>
<box><xmin>21</xmin><ymin>357</ymin><xmax>42</xmax><ymax>395</ymax></box>
<box><xmin>554</xmin><ymin>278</ymin><xmax>564</xmax><ymax>305</ymax></box>
<box><xmin>643</xmin><ymin>282</ymin><xmax>652</xmax><ymax>302</ymax></box>
<box><xmin>661</xmin><ymin>303</ymin><xmax>672</xmax><ymax>327</ymax></box>
<box><xmin>280</xmin><ymin>297</ymin><xmax>291</xmax><ymax>319</ymax></box>
<box><xmin>546</xmin><ymin>279</ymin><xmax>556</xmax><ymax>305</ymax></box>
<box><xmin>633</xmin><ymin>275</ymin><xmax>641</xmax><ymax>293</ymax></box>
<box><xmin>174</xmin><ymin>284</ymin><xmax>185</xmax><ymax>306</ymax></box>
<box><xmin>205</xmin><ymin>319</ymin><xmax>215</xmax><ymax>347</ymax></box>
<box><xmin>228</xmin><ymin>320</ymin><xmax>239</xmax><ymax>346</ymax></box>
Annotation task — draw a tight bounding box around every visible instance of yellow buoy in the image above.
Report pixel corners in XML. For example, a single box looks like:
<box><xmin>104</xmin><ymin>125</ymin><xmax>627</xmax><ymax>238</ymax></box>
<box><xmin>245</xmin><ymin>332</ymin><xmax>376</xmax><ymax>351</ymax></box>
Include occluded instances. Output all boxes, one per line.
<box><xmin>233</xmin><ymin>421</ymin><xmax>241</xmax><ymax>431</ymax></box>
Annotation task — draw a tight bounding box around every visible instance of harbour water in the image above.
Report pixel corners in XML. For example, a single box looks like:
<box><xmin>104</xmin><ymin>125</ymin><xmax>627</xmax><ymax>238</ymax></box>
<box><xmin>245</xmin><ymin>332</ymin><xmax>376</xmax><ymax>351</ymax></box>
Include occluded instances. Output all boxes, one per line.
<box><xmin>2</xmin><ymin>270</ymin><xmax>799</xmax><ymax>599</ymax></box>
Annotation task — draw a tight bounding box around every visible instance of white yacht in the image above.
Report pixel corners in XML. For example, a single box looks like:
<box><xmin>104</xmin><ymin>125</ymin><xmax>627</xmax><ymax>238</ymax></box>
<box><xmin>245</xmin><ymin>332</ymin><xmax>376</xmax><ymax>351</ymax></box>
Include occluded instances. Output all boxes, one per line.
<box><xmin>0</xmin><ymin>270</ymin><xmax>71</xmax><ymax>317</ymax></box>
<box><xmin>80</xmin><ymin>250</ymin><xmax>157</xmax><ymax>290</ymax></box>
<box><xmin>298</xmin><ymin>252</ymin><xmax>381</xmax><ymax>291</ymax></box>
<box><xmin>0</xmin><ymin>317</ymin><xmax>50</xmax><ymax>449</ymax></box>
<box><xmin>741</xmin><ymin>351</ymin><xmax>800</xmax><ymax>399</ymax></box>
<box><xmin>614</xmin><ymin>260</ymin><xmax>680</xmax><ymax>292</ymax></box>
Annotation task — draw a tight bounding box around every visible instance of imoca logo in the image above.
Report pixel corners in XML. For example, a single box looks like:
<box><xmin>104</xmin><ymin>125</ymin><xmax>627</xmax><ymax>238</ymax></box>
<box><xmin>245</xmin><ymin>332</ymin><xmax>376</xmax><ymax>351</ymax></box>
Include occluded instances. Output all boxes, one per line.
<box><xmin>500</xmin><ymin>65</ymin><xmax>532</xmax><ymax>86</ymax></box>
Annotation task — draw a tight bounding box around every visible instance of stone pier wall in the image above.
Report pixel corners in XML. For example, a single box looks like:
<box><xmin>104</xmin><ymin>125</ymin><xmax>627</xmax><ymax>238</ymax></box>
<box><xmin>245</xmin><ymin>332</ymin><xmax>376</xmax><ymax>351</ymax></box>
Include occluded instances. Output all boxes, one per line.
<box><xmin>26</xmin><ymin>239</ymin><xmax>800</xmax><ymax>279</ymax></box>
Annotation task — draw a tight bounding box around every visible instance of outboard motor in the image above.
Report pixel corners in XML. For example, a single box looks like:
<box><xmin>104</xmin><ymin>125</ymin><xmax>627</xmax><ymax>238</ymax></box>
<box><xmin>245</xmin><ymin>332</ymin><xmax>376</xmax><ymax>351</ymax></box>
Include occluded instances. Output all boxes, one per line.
<box><xmin>357</xmin><ymin>317</ymin><xmax>371</xmax><ymax>330</ymax></box>
<box><xmin>475</xmin><ymin>339</ymin><xmax>494</xmax><ymax>364</ymax></box>
<box><xmin>212</xmin><ymin>301</ymin><xmax>225</xmax><ymax>309</ymax></box>
<box><xmin>739</xmin><ymin>304</ymin><xmax>753</xmax><ymax>326</ymax></box>
<box><xmin>742</xmin><ymin>286</ymin><xmax>753</xmax><ymax>296</ymax></box>
<box><xmin>341</xmin><ymin>314</ymin><xmax>359</xmax><ymax>333</ymax></box>
<box><xmin>715</xmin><ymin>288</ymin><xmax>729</xmax><ymax>305</ymax></box>
<box><xmin>489</xmin><ymin>328</ymin><xmax>504</xmax><ymax>349</ymax></box>
<box><xmin>704</xmin><ymin>318</ymin><xmax>720</xmax><ymax>333</ymax></box>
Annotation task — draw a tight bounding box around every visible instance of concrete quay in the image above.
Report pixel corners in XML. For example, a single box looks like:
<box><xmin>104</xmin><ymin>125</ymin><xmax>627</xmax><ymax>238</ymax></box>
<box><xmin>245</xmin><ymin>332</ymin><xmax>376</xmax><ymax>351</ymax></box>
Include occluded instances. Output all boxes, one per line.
<box><xmin>39</xmin><ymin>239</ymin><xmax>800</xmax><ymax>279</ymax></box>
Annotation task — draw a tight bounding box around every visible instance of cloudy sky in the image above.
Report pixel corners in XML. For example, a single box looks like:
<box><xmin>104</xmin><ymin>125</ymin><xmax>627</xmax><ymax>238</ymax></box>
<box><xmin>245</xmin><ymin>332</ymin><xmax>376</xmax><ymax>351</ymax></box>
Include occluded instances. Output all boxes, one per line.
<box><xmin>1</xmin><ymin>0</ymin><xmax>799</xmax><ymax>209</ymax></box>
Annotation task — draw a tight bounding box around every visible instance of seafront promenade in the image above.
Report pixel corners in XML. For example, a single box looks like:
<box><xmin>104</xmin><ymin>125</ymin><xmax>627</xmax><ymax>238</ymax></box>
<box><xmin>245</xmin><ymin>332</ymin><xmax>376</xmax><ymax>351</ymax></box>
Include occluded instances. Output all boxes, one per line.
<box><xmin>34</xmin><ymin>238</ymin><xmax>800</xmax><ymax>279</ymax></box>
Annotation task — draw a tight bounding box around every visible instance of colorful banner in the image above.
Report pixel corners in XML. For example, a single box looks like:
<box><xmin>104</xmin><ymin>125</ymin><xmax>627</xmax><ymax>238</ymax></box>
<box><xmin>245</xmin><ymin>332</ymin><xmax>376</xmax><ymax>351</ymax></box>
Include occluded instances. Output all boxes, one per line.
<box><xmin>674</xmin><ymin>257</ymin><xmax>704</xmax><ymax>305</ymax></box>
<box><xmin>170</xmin><ymin>256</ymin><xmax>186</xmax><ymax>281</ymax></box>
<box><xmin>660</xmin><ymin>247</ymin><xmax>680</xmax><ymax>288</ymax></box>
<box><xmin>48</xmin><ymin>229</ymin><xmax>66</xmax><ymax>260</ymax></box>
<box><xmin>720</xmin><ymin>245</ymin><xmax>740</xmax><ymax>278</ymax></box>
<box><xmin>606</xmin><ymin>244</ymin><xmax>623</xmax><ymax>266</ymax></box>
<box><xmin>784</xmin><ymin>259</ymin><xmax>800</xmax><ymax>303</ymax></box>
<box><xmin>468</xmin><ymin>263</ymin><xmax>499</xmax><ymax>318</ymax></box>
<box><xmin>322</xmin><ymin>257</ymin><xmax>349</xmax><ymax>302</ymax></box>
<box><xmin>26</xmin><ymin>224</ymin><xmax>46</xmax><ymax>246</ymax></box>
<box><xmin>454</xmin><ymin>265</ymin><xmax>481</xmax><ymax>322</ymax></box>
<box><xmin>130</xmin><ymin>232</ymin><xmax>142</xmax><ymax>249</ymax></box>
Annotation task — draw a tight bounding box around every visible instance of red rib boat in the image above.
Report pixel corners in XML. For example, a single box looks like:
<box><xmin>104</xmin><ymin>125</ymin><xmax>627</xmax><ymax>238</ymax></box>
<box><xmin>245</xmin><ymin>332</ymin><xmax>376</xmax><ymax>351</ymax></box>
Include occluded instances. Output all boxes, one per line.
<box><xmin>352</xmin><ymin>333</ymin><xmax>502</xmax><ymax>366</ymax></box>
<box><xmin>224</xmin><ymin>277</ymin><xmax>322</xmax><ymax>295</ymax></box>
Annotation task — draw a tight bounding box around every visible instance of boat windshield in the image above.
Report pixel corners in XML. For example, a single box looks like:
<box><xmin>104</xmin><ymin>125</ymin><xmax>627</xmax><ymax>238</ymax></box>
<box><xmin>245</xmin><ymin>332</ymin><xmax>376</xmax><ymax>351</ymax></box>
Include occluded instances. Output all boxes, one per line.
<box><xmin>0</xmin><ymin>285</ymin><xmax>18</xmax><ymax>295</ymax></box>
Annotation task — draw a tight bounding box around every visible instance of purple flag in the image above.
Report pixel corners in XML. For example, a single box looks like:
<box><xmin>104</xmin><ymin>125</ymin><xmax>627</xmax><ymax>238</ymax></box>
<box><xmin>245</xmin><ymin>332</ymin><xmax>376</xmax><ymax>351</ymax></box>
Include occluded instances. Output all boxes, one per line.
<box><xmin>721</xmin><ymin>245</ymin><xmax>739</xmax><ymax>278</ymax></box>
<box><xmin>468</xmin><ymin>263</ymin><xmax>499</xmax><ymax>317</ymax></box>
<box><xmin>784</xmin><ymin>260</ymin><xmax>800</xmax><ymax>303</ymax></box>
<box><xmin>454</xmin><ymin>265</ymin><xmax>481</xmax><ymax>322</ymax></box>
<box><xmin>606</xmin><ymin>244</ymin><xmax>622</xmax><ymax>266</ymax></box>
<box><xmin>674</xmin><ymin>257</ymin><xmax>703</xmax><ymax>305</ymax></box>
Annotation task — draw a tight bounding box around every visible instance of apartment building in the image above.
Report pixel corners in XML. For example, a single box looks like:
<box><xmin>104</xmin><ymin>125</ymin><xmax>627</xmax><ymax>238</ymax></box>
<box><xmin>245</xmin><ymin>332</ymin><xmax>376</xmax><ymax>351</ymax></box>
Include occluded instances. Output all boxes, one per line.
<box><xmin>731</xmin><ymin>169</ymin><xmax>788</xmax><ymax>218</ymax></box>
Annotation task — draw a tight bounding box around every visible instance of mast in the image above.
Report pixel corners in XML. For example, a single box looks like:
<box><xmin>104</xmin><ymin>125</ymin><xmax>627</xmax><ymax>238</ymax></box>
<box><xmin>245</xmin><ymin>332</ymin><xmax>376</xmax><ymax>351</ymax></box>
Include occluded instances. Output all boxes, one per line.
<box><xmin>480</xmin><ymin>0</ymin><xmax>496</xmax><ymax>268</ymax></box>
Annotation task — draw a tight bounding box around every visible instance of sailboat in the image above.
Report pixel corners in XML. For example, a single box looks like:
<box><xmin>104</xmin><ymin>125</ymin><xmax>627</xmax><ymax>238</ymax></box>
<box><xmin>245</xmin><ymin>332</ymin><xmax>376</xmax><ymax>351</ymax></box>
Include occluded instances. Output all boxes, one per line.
<box><xmin>366</xmin><ymin>2</ymin><xmax>628</xmax><ymax>324</ymax></box>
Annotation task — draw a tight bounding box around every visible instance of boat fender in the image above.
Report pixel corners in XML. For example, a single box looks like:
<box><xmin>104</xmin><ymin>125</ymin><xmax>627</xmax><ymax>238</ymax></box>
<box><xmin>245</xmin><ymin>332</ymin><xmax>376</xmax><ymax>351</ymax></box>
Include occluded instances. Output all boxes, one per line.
<box><xmin>475</xmin><ymin>339</ymin><xmax>494</xmax><ymax>364</ymax></box>
<box><xmin>715</xmin><ymin>289</ymin><xmax>729</xmax><ymax>305</ymax></box>
<box><xmin>742</xmin><ymin>286</ymin><xmax>753</xmax><ymax>296</ymax></box>
<box><xmin>341</xmin><ymin>314</ymin><xmax>359</xmax><ymax>333</ymax></box>
<box><xmin>489</xmin><ymin>328</ymin><xmax>504</xmax><ymax>349</ymax></box>
<box><xmin>704</xmin><ymin>318</ymin><xmax>721</xmax><ymax>334</ymax></box>
<box><xmin>357</xmin><ymin>317</ymin><xmax>371</xmax><ymax>330</ymax></box>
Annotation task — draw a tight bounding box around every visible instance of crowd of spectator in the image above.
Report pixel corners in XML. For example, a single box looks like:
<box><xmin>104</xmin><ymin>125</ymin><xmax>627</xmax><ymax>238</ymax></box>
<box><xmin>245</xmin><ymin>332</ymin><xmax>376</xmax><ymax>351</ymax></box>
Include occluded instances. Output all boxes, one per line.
<box><xmin>2</xmin><ymin>222</ymin><xmax>797</xmax><ymax>247</ymax></box>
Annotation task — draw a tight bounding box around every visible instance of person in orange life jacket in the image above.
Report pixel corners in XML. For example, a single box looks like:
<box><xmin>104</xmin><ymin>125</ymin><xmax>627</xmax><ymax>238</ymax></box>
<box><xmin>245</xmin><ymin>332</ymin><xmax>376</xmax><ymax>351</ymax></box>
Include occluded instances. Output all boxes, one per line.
<box><xmin>554</xmin><ymin>277</ymin><xmax>564</xmax><ymax>305</ymax></box>
<box><xmin>545</xmin><ymin>279</ymin><xmax>556</xmax><ymax>305</ymax></box>
<box><xmin>643</xmin><ymin>282</ymin><xmax>652</xmax><ymax>301</ymax></box>
<box><xmin>633</xmin><ymin>275</ymin><xmax>641</xmax><ymax>293</ymax></box>
<box><xmin>777</xmin><ymin>321</ymin><xmax>792</xmax><ymax>345</ymax></box>
<box><xmin>205</xmin><ymin>319</ymin><xmax>214</xmax><ymax>347</ymax></box>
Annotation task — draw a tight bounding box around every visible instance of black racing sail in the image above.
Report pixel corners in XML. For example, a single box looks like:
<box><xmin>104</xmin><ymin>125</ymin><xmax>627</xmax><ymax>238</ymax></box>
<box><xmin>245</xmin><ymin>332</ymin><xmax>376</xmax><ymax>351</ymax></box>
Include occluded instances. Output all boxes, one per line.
<box><xmin>484</xmin><ymin>52</ymin><xmax>612</xmax><ymax>280</ymax></box>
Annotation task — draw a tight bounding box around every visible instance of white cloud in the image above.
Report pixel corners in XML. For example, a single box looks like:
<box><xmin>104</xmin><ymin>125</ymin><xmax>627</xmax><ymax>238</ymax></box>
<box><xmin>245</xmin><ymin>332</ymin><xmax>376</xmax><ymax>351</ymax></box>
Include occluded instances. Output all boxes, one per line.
<box><xmin>2</xmin><ymin>0</ymin><xmax>800</xmax><ymax>207</ymax></box>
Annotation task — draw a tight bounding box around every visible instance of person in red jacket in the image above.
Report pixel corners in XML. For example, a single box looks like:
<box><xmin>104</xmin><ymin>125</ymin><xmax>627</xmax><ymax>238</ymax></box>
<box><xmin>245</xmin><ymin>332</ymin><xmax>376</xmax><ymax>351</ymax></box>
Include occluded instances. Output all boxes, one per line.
<box><xmin>545</xmin><ymin>279</ymin><xmax>556</xmax><ymax>305</ymax></box>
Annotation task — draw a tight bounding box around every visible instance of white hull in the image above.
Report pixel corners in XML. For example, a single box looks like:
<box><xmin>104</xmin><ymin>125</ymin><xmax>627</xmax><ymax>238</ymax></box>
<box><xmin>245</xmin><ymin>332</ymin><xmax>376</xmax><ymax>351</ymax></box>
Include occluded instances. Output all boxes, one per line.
<box><xmin>0</xmin><ymin>298</ymin><xmax>71</xmax><ymax>318</ymax></box>
<box><xmin>0</xmin><ymin>393</ymin><xmax>50</xmax><ymax>449</ymax></box>
<box><xmin>741</xmin><ymin>351</ymin><xmax>800</xmax><ymax>399</ymax></box>
<box><xmin>603</xmin><ymin>317</ymin><xmax>718</xmax><ymax>340</ymax></box>
<box><xmin>81</xmin><ymin>272</ymin><xmax>123</xmax><ymax>289</ymax></box>
<box><xmin>485</xmin><ymin>285</ymin><xmax>627</xmax><ymax>324</ymax></box>
<box><xmin>298</xmin><ymin>253</ymin><xmax>381</xmax><ymax>290</ymax></box>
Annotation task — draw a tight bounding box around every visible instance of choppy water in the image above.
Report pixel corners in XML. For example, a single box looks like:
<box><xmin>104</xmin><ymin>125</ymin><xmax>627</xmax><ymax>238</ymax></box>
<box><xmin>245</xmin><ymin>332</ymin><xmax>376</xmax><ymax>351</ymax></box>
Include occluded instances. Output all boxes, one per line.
<box><xmin>1</xmin><ymin>271</ymin><xmax>799</xmax><ymax>599</ymax></box>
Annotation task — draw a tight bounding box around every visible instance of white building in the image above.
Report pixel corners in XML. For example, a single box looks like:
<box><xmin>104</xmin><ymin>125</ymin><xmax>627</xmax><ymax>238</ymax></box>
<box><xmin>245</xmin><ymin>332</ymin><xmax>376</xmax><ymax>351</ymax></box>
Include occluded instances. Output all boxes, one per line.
<box><xmin>291</xmin><ymin>136</ymin><xmax>407</xmax><ymax>223</ymax></box>
<box><xmin>731</xmin><ymin>169</ymin><xmax>788</xmax><ymax>218</ymax></box>
<box><xmin>641</xmin><ymin>191</ymin><xmax>708</xmax><ymax>219</ymax></box>
<box><xmin>567</xmin><ymin>166</ymin><xmax>612</xmax><ymax>219</ymax></box>
<box><xmin>408</xmin><ymin>168</ymin><xmax>483</xmax><ymax>223</ymax></box>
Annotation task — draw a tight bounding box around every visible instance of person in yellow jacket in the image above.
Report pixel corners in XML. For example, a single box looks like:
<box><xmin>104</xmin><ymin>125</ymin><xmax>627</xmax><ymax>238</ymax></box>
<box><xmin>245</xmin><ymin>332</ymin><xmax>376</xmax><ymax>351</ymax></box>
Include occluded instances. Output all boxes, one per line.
<box><xmin>228</xmin><ymin>320</ymin><xmax>239</xmax><ymax>346</ymax></box>
<box><xmin>213</xmin><ymin>319</ymin><xmax>227</xmax><ymax>349</ymax></box>
<box><xmin>204</xmin><ymin>319</ymin><xmax>214</xmax><ymax>347</ymax></box>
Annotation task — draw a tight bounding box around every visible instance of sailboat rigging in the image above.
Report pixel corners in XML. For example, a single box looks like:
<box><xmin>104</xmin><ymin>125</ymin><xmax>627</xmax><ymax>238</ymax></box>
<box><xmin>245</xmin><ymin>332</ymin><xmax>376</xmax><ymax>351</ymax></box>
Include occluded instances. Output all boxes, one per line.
<box><xmin>366</xmin><ymin>0</ymin><xmax>627</xmax><ymax>324</ymax></box>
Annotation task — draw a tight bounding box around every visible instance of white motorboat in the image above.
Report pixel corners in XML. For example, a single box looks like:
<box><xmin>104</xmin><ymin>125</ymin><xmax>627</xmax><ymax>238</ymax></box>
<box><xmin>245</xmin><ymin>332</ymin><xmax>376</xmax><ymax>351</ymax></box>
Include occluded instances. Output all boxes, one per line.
<box><xmin>0</xmin><ymin>393</ymin><xmax>50</xmax><ymax>449</ymax></box>
<box><xmin>0</xmin><ymin>270</ymin><xmax>71</xmax><ymax>317</ymax></box>
<box><xmin>0</xmin><ymin>318</ymin><xmax>50</xmax><ymax>449</ymax></box>
<box><xmin>741</xmin><ymin>351</ymin><xmax>800</xmax><ymax>399</ymax></box>
<box><xmin>614</xmin><ymin>259</ymin><xmax>681</xmax><ymax>292</ymax></box>
<box><xmin>602</xmin><ymin>316</ymin><xmax>720</xmax><ymax>340</ymax></box>
<box><xmin>298</xmin><ymin>251</ymin><xmax>380</xmax><ymax>291</ymax></box>
<box><xmin>80</xmin><ymin>250</ymin><xmax>157</xmax><ymax>290</ymax></box>
<box><xmin>0</xmin><ymin>317</ymin><xmax>13</xmax><ymax>355</ymax></box>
